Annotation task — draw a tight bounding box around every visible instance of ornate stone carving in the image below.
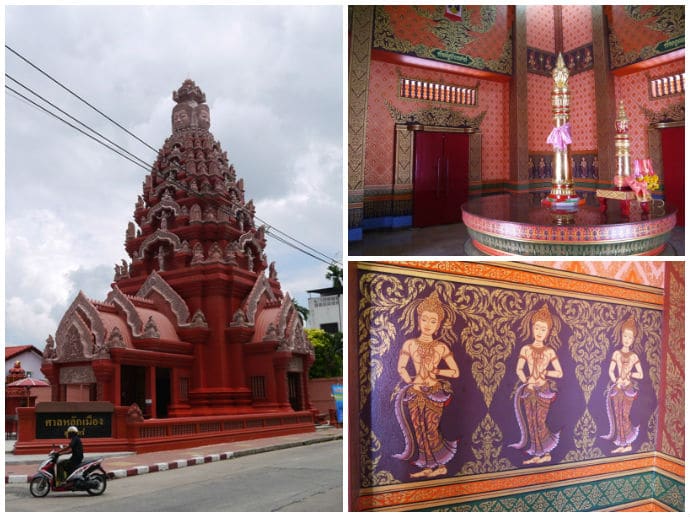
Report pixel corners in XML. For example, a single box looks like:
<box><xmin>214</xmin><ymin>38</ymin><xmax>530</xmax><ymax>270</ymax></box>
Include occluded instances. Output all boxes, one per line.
<box><xmin>126</xmin><ymin>403</ymin><xmax>144</xmax><ymax>423</ymax></box>
<box><xmin>206</xmin><ymin>242</ymin><xmax>224</xmax><ymax>263</ymax></box>
<box><xmin>106</xmin><ymin>286</ymin><xmax>144</xmax><ymax>337</ymax></box>
<box><xmin>105</xmin><ymin>326</ymin><xmax>126</xmax><ymax>349</ymax></box>
<box><xmin>59</xmin><ymin>365</ymin><xmax>97</xmax><ymax>385</ymax></box>
<box><xmin>137</xmin><ymin>229</ymin><xmax>182</xmax><ymax>259</ymax></box>
<box><xmin>230</xmin><ymin>308</ymin><xmax>250</xmax><ymax>327</ymax></box>
<box><xmin>143</xmin><ymin>316</ymin><xmax>160</xmax><ymax>339</ymax></box>
<box><xmin>189</xmin><ymin>309</ymin><xmax>208</xmax><ymax>328</ymax></box>
<box><xmin>264</xmin><ymin>322</ymin><xmax>281</xmax><ymax>341</ymax></box>
<box><xmin>269</xmin><ymin>262</ymin><xmax>278</xmax><ymax>281</ymax></box>
<box><xmin>242</xmin><ymin>274</ymin><xmax>278</xmax><ymax>325</ymax></box>
<box><xmin>55</xmin><ymin>292</ymin><xmax>107</xmax><ymax>360</ymax></box>
<box><xmin>191</xmin><ymin>242</ymin><xmax>205</xmax><ymax>265</ymax></box>
<box><xmin>136</xmin><ymin>271</ymin><xmax>191</xmax><ymax>327</ymax></box>
<box><xmin>44</xmin><ymin>335</ymin><xmax>57</xmax><ymax>360</ymax></box>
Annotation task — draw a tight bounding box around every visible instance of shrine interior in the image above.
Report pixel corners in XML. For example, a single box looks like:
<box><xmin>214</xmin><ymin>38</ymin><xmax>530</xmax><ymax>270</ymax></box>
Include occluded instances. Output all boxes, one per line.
<box><xmin>347</xmin><ymin>5</ymin><xmax>685</xmax><ymax>256</ymax></box>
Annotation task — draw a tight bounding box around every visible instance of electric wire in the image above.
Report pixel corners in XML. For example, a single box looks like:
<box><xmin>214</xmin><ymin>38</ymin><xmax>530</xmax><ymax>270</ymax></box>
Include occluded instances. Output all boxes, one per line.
<box><xmin>6</xmin><ymin>46</ymin><xmax>341</xmax><ymax>267</ymax></box>
<box><xmin>6</xmin><ymin>44</ymin><xmax>159</xmax><ymax>154</ymax></box>
<box><xmin>6</xmin><ymin>73</ymin><xmax>152</xmax><ymax>170</ymax></box>
<box><xmin>6</xmin><ymin>84</ymin><xmax>152</xmax><ymax>173</ymax></box>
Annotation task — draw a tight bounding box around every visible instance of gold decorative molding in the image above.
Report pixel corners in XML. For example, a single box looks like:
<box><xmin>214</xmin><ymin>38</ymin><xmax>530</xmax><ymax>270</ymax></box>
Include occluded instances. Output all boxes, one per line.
<box><xmin>348</xmin><ymin>6</ymin><xmax>374</xmax><ymax>192</ymax></box>
<box><xmin>394</xmin><ymin>126</ymin><xmax>413</xmax><ymax>186</ymax></box>
<box><xmin>386</xmin><ymin>101</ymin><xmax>486</xmax><ymax>130</ymax></box>
<box><xmin>366</xmin><ymin>262</ymin><xmax>664</xmax><ymax>309</ymax></box>
<box><xmin>640</xmin><ymin>103</ymin><xmax>685</xmax><ymax>125</ymax></box>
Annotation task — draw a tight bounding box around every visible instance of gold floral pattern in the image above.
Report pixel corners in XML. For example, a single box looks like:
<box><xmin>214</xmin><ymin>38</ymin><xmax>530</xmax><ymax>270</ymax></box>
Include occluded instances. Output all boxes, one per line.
<box><xmin>564</xmin><ymin>409</ymin><xmax>604</xmax><ymax>462</ymax></box>
<box><xmin>359</xmin><ymin>420</ymin><xmax>398</xmax><ymax>488</ymax></box>
<box><xmin>460</xmin><ymin>413</ymin><xmax>512</xmax><ymax>475</ymax></box>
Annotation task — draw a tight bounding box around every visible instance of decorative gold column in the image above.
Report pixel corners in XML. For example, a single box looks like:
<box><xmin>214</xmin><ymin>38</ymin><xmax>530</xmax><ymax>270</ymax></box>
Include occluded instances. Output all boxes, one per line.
<box><xmin>542</xmin><ymin>53</ymin><xmax>583</xmax><ymax>212</ymax></box>
<box><xmin>613</xmin><ymin>100</ymin><xmax>631</xmax><ymax>188</ymax></box>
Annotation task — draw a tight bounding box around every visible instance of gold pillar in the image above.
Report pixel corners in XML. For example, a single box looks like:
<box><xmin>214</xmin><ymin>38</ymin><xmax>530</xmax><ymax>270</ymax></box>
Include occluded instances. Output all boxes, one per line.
<box><xmin>542</xmin><ymin>53</ymin><xmax>583</xmax><ymax>212</ymax></box>
<box><xmin>613</xmin><ymin>101</ymin><xmax>632</xmax><ymax>188</ymax></box>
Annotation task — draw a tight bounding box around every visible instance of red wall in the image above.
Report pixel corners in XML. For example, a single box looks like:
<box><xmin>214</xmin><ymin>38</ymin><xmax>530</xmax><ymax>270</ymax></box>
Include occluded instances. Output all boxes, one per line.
<box><xmin>364</xmin><ymin>60</ymin><xmax>509</xmax><ymax>187</ymax></box>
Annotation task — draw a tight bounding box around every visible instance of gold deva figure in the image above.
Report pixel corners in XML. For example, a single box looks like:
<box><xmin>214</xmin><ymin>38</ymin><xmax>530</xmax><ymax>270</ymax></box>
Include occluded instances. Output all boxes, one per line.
<box><xmin>509</xmin><ymin>304</ymin><xmax>563</xmax><ymax>464</ymax></box>
<box><xmin>601</xmin><ymin>316</ymin><xmax>644</xmax><ymax>453</ymax></box>
<box><xmin>393</xmin><ymin>292</ymin><xmax>459</xmax><ymax>479</ymax></box>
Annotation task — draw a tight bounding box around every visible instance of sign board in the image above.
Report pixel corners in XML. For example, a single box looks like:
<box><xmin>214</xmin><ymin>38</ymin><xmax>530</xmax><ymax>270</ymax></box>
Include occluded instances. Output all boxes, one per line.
<box><xmin>34</xmin><ymin>402</ymin><xmax>114</xmax><ymax>439</ymax></box>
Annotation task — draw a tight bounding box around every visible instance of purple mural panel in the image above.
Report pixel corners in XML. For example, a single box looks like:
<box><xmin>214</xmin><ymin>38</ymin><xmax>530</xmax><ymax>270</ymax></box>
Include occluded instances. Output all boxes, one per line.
<box><xmin>357</xmin><ymin>268</ymin><xmax>661</xmax><ymax>487</ymax></box>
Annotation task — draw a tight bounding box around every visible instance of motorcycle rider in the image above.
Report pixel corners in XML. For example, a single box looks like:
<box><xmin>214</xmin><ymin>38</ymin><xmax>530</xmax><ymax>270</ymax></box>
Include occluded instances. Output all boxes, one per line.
<box><xmin>58</xmin><ymin>426</ymin><xmax>84</xmax><ymax>482</ymax></box>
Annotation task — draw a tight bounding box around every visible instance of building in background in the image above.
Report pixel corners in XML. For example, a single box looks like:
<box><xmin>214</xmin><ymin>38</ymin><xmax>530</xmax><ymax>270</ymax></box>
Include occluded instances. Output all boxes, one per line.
<box><xmin>306</xmin><ymin>286</ymin><xmax>343</xmax><ymax>333</ymax></box>
<box><xmin>5</xmin><ymin>346</ymin><xmax>44</xmax><ymax>380</ymax></box>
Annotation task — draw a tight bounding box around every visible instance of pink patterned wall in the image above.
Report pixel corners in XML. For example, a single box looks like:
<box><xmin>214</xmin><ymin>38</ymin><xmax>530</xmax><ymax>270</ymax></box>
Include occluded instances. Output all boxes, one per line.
<box><xmin>527</xmin><ymin>74</ymin><xmax>552</xmax><ymax>152</ymax></box>
<box><xmin>614</xmin><ymin>59</ymin><xmax>685</xmax><ymax>162</ymax></box>
<box><xmin>528</xmin><ymin>261</ymin><xmax>666</xmax><ymax>288</ymax></box>
<box><xmin>526</xmin><ymin>5</ymin><xmax>554</xmax><ymax>51</ymax></box>
<box><xmin>569</xmin><ymin>71</ymin><xmax>597</xmax><ymax>151</ymax></box>
<box><xmin>364</xmin><ymin>60</ymin><xmax>510</xmax><ymax>186</ymax></box>
<box><xmin>562</xmin><ymin>5</ymin><xmax>592</xmax><ymax>51</ymax></box>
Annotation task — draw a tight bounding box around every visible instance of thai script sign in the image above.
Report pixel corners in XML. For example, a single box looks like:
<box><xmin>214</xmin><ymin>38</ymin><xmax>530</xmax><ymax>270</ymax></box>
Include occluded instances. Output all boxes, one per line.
<box><xmin>36</xmin><ymin>413</ymin><xmax>112</xmax><ymax>439</ymax></box>
<box><xmin>34</xmin><ymin>402</ymin><xmax>114</xmax><ymax>439</ymax></box>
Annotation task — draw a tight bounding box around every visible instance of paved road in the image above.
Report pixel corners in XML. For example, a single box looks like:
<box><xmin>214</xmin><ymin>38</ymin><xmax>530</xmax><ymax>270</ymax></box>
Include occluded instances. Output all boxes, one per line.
<box><xmin>5</xmin><ymin>440</ymin><xmax>342</xmax><ymax>512</ymax></box>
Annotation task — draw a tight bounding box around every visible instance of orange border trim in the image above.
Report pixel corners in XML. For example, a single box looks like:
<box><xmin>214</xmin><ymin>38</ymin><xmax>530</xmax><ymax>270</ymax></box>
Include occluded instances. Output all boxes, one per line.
<box><xmin>358</xmin><ymin>453</ymin><xmax>684</xmax><ymax>510</ymax></box>
<box><xmin>380</xmin><ymin>261</ymin><xmax>664</xmax><ymax>307</ymax></box>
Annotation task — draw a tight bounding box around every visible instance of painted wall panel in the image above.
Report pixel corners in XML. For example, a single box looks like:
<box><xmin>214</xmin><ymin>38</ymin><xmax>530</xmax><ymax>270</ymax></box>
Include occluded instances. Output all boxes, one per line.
<box><xmin>372</xmin><ymin>6</ymin><xmax>512</xmax><ymax>75</ymax></box>
<box><xmin>357</xmin><ymin>265</ymin><xmax>661</xmax><ymax>495</ymax></box>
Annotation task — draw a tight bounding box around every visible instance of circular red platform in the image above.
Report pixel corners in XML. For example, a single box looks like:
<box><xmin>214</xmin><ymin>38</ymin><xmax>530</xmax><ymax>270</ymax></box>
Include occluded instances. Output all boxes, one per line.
<box><xmin>462</xmin><ymin>194</ymin><xmax>676</xmax><ymax>256</ymax></box>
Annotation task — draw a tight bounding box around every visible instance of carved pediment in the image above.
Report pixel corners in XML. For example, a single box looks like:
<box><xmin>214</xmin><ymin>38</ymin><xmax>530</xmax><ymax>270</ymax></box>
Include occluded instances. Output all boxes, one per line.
<box><xmin>241</xmin><ymin>274</ymin><xmax>279</xmax><ymax>325</ymax></box>
<box><xmin>137</xmin><ymin>229</ymin><xmax>183</xmax><ymax>258</ymax></box>
<box><xmin>137</xmin><ymin>271</ymin><xmax>191</xmax><ymax>327</ymax></box>
<box><xmin>106</xmin><ymin>286</ymin><xmax>144</xmax><ymax>337</ymax></box>
<box><xmin>55</xmin><ymin>291</ymin><xmax>107</xmax><ymax>361</ymax></box>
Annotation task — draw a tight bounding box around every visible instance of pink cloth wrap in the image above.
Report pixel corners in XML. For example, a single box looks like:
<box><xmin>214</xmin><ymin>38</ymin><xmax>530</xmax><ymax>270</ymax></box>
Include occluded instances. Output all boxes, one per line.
<box><xmin>546</xmin><ymin>123</ymin><xmax>572</xmax><ymax>150</ymax></box>
<box><xmin>625</xmin><ymin>175</ymin><xmax>648</xmax><ymax>199</ymax></box>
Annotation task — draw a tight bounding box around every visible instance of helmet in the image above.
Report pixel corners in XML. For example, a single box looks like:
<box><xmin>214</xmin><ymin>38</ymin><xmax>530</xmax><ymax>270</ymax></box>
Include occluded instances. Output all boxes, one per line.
<box><xmin>67</xmin><ymin>426</ymin><xmax>79</xmax><ymax>436</ymax></box>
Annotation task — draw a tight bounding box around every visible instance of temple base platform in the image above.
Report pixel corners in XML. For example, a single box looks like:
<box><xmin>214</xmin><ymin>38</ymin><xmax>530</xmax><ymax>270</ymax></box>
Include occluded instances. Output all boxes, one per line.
<box><xmin>462</xmin><ymin>194</ymin><xmax>677</xmax><ymax>256</ymax></box>
<box><xmin>13</xmin><ymin>405</ymin><xmax>315</xmax><ymax>455</ymax></box>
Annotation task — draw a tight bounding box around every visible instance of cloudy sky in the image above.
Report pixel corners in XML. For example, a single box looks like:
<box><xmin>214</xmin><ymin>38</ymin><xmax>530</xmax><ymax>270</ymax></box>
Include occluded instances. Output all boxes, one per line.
<box><xmin>4</xmin><ymin>5</ymin><xmax>343</xmax><ymax>348</ymax></box>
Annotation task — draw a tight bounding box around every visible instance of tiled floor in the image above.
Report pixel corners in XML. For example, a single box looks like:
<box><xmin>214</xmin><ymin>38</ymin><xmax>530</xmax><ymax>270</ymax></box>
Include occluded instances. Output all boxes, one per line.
<box><xmin>349</xmin><ymin>224</ymin><xmax>685</xmax><ymax>257</ymax></box>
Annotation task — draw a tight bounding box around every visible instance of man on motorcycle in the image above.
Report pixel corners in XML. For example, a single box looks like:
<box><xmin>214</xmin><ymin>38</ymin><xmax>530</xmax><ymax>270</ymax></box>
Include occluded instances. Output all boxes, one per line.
<box><xmin>58</xmin><ymin>426</ymin><xmax>84</xmax><ymax>481</ymax></box>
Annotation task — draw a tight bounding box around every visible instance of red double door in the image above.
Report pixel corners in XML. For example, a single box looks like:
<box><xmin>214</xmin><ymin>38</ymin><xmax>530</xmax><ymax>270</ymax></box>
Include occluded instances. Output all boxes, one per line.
<box><xmin>660</xmin><ymin>126</ymin><xmax>684</xmax><ymax>227</ymax></box>
<box><xmin>413</xmin><ymin>131</ymin><xmax>469</xmax><ymax>227</ymax></box>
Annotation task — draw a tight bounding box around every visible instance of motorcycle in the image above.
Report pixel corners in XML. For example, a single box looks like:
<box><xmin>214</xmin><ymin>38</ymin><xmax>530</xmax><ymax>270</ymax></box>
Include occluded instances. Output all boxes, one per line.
<box><xmin>29</xmin><ymin>445</ymin><xmax>107</xmax><ymax>497</ymax></box>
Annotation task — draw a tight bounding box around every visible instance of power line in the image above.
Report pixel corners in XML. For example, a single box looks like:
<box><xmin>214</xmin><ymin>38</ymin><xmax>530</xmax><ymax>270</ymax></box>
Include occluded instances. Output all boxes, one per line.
<box><xmin>6</xmin><ymin>44</ymin><xmax>159</xmax><ymax>154</ymax></box>
<box><xmin>6</xmin><ymin>73</ymin><xmax>151</xmax><ymax>170</ymax></box>
<box><xmin>6</xmin><ymin>84</ymin><xmax>151</xmax><ymax>172</ymax></box>
<box><xmin>5</xmin><ymin>46</ymin><xmax>341</xmax><ymax>267</ymax></box>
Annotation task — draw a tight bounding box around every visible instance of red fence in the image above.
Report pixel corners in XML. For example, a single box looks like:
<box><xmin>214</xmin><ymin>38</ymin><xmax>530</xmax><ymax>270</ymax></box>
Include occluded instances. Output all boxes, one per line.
<box><xmin>13</xmin><ymin>406</ymin><xmax>315</xmax><ymax>455</ymax></box>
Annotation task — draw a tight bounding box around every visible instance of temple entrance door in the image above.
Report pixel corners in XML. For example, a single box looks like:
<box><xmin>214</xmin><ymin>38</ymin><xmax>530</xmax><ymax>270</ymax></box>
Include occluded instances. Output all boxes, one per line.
<box><xmin>287</xmin><ymin>373</ymin><xmax>302</xmax><ymax>411</ymax></box>
<box><xmin>155</xmin><ymin>368</ymin><xmax>171</xmax><ymax>418</ymax></box>
<box><xmin>413</xmin><ymin>131</ymin><xmax>470</xmax><ymax>227</ymax></box>
<box><xmin>659</xmin><ymin>125</ymin><xmax>684</xmax><ymax>226</ymax></box>
<box><xmin>120</xmin><ymin>365</ymin><xmax>146</xmax><ymax>412</ymax></box>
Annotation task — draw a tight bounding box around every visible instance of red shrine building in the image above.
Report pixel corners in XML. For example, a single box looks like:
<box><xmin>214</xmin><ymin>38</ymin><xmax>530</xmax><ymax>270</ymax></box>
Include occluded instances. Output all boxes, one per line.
<box><xmin>16</xmin><ymin>80</ymin><xmax>315</xmax><ymax>453</ymax></box>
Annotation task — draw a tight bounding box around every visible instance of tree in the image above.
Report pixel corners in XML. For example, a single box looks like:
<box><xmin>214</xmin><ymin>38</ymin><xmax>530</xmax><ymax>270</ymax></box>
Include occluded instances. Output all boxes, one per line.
<box><xmin>307</xmin><ymin>329</ymin><xmax>342</xmax><ymax>378</ymax></box>
<box><xmin>325</xmin><ymin>263</ymin><xmax>343</xmax><ymax>292</ymax></box>
<box><xmin>293</xmin><ymin>300</ymin><xmax>309</xmax><ymax>324</ymax></box>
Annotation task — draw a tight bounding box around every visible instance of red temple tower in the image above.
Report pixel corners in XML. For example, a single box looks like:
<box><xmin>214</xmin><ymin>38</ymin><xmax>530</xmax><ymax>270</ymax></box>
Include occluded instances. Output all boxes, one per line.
<box><xmin>41</xmin><ymin>80</ymin><xmax>315</xmax><ymax>422</ymax></box>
